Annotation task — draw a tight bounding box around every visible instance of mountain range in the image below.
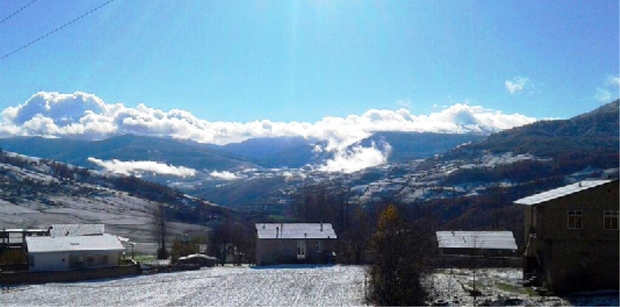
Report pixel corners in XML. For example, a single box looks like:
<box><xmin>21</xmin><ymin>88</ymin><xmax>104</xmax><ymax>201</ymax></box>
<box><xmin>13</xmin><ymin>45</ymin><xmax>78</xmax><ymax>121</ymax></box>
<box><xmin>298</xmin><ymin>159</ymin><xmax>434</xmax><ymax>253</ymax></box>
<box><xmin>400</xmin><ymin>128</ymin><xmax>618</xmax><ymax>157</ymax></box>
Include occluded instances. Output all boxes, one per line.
<box><xmin>0</xmin><ymin>131</ymin><xmax>483</xmax><ymax>171</ymax></box>
<box><xmin>0</xmin><ymin>100</ymin><xmax>617</xmax><ymax>229</ymax></box>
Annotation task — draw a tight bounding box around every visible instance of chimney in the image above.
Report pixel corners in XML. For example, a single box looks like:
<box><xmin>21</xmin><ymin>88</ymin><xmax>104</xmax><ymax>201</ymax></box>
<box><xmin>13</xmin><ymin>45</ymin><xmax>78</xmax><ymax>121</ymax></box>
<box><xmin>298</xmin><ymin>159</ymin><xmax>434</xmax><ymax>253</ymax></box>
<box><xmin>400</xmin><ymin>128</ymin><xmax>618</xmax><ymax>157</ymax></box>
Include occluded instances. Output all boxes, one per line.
<box><xmin>320</xmin><ymin>222</ymin><xmax>323</xmax><ymax>232</ymax></box>
<box><xmin>276</xmin><ymin>227</ymin><xmax>279</xmax><ymax>239</ymax></box>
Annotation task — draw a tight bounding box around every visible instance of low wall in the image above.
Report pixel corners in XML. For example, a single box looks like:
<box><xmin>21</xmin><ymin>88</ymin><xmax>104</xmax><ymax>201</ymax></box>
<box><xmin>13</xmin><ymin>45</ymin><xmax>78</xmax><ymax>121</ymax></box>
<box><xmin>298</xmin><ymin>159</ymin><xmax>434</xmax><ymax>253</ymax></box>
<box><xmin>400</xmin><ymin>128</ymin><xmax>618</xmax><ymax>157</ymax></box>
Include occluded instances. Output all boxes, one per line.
<box><xmin>0</xmin><ymin>265</ymin><xmax>141</xmax><ymax>285</ymax></box>
<box><xmin>436</xmin><ymin>255</ymin><xmax>522</xmax><ymax>268</ymax></box>
<box><xmin>0</xmin><ymin>263</ymin><xmax>28</xmax><ymax>272</ymax></box>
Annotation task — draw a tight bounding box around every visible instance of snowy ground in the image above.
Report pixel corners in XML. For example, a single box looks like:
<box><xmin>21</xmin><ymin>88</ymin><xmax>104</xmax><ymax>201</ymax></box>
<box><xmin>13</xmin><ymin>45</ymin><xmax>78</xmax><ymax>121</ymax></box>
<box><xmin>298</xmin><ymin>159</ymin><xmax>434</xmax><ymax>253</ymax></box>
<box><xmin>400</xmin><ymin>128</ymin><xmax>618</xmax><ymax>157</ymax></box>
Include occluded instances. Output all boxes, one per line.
<box><xmin>1</xmin><ymin>266</ymin><xmax>616</xmax><ymax>306</ymax></box>
<box><xmin>0</xmin><ymin>265</ymin><xmax>367</xmax><ymax>306</ymax></box>
<box><xmin>426</xmin><ymin>268</ymin><xmax>619</xmax><ymax>306</ymax></box>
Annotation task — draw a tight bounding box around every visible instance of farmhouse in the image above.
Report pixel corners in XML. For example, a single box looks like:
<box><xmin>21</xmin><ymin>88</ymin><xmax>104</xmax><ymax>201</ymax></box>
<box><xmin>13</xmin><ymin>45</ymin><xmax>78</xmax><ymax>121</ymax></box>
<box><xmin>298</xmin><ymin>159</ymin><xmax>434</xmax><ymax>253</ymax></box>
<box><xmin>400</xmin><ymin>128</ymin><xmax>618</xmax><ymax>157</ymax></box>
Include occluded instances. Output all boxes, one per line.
<box><xmin>25</xmin><ymin>233</ymin><xmax>125</xmax><ymax>272</ymax></box>
<box><xmin>436</xmin><ymin>231</ymin><xmax>518</xmax><ymax>257</ymax></box>
<box><xmin>255</xmin><ymin>223</ymin><xmax>337</xmax><ymax>266</ymax></box>
<box><xmin>514</xmin><ymin>179</ymin><xmax>619</xmax><ymax>293</ymax></box>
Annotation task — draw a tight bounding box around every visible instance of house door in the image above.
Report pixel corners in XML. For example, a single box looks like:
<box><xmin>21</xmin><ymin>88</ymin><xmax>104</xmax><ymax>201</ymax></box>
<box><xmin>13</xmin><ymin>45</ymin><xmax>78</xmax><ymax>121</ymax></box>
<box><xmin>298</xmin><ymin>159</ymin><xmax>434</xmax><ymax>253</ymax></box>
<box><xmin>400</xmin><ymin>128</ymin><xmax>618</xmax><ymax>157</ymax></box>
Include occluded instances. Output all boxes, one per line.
<box><xmin>297</xmin><ymin>240</ymin><xmax>306</xmax><ymax>260</ymax></box>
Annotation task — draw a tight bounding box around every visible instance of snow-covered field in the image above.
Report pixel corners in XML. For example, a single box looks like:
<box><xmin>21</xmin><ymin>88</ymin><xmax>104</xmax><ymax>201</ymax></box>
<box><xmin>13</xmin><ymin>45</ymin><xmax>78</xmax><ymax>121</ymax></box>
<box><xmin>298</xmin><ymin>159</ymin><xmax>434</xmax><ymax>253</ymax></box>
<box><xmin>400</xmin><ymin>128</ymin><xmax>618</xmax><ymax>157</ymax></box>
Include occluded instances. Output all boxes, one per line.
<box><xmin>0</xmin><ymin>265</ymin><xmax>367</xmax><ymax>306</ymax></box>
<box><xmin>1</xmin><ymin>266</ymin><xmax>616</xmax><ymax>306</ymax></box>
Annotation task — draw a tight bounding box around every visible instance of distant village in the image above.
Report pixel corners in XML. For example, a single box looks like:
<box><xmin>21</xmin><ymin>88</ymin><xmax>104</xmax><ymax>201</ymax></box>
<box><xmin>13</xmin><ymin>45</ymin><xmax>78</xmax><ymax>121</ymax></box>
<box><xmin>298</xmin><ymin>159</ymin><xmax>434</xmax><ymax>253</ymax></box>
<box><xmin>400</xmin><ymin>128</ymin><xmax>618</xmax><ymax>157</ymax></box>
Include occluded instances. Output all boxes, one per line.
<box><xmin>1</xmin><ymin>178</ymin><xmax>617</xmax><ymax>298</ymax></box>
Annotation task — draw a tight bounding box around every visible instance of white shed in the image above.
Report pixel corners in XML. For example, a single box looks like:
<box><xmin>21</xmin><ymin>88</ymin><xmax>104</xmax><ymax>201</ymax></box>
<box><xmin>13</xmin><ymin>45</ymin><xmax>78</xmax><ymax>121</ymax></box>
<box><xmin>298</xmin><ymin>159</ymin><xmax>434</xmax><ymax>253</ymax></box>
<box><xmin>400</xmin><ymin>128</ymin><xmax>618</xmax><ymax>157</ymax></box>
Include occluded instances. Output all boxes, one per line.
<box><xmin>25</xmin><ymin>234</ymin><xmax>125</xmax><ymax>272</ymax></box>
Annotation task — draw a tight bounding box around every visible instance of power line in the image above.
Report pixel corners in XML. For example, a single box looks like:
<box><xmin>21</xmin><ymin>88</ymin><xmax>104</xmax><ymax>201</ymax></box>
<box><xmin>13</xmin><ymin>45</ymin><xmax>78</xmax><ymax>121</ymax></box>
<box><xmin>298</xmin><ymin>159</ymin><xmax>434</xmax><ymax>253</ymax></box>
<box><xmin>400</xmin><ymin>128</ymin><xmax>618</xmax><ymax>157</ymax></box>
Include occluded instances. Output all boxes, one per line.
<box><xmin>1</xmin><ymin>0</ymin><xmax>116</xmax><ymax>61</ymax></box>
<box><xmin>0</xmin><ymin>0</ymin><xmax>40</xmax><ymax>26</ymax></box>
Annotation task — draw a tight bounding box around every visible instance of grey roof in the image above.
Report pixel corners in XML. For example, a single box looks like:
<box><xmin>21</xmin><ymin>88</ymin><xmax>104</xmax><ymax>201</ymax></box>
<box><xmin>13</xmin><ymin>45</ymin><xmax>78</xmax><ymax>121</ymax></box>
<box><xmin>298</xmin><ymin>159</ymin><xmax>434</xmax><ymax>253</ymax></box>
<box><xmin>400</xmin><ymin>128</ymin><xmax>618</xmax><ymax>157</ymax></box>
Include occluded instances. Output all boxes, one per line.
<box><xmin>26</xmin><ymin>234</ymin><xmax>125</xmax><ymax>253</ymax></box>
<box><xmin>256</xmin><ymin>223</ymin><xmax>337</xmax><ymax>240</ymax></box>
<box><xmin>50</xmin><ymin>224</ymin><xmax>105</xmax><ymax>237</ymax></box>
<box><xmin>513</xmin><ymin>180</ymin><xmax>613</xmax><ymax>206</ymax></box>
<box><xmin>436</xmin><ymin>231</ymin><xmax>518</xmax><ymax>250</ymax></box>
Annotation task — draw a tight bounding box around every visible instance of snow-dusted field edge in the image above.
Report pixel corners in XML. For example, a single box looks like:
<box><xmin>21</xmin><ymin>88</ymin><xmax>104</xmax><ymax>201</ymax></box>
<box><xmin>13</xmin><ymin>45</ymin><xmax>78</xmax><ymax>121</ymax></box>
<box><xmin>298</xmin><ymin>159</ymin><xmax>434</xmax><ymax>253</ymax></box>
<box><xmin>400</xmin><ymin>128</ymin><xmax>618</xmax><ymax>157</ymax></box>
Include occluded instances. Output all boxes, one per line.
<box><xmin>1</xmin><ymin>265</ymin><xmax>616</xmax><ymax>306</ymax></box>
<box><xmin>0</xmin><ymin>265</ymin><xmax>367</xmax><ymax>306</ymax></box>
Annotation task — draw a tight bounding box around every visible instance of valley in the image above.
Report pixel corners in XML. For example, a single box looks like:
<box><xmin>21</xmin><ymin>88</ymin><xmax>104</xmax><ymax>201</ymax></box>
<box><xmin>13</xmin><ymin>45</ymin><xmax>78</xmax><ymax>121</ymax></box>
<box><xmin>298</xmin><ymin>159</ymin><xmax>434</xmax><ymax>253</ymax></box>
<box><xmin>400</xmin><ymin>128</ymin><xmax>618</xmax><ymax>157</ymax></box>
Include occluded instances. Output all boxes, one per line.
<box><xmin>0</xmin><ymin>100</ymin><xmax>617</xmax><ymax>253</ymax></box>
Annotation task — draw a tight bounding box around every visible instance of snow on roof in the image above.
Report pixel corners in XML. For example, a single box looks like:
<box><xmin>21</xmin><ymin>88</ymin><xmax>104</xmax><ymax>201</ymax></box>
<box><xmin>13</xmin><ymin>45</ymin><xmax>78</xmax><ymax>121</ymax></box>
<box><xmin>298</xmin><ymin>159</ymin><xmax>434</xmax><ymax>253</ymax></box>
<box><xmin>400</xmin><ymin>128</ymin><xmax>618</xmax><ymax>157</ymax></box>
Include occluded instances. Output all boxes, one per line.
<box><xmin>513</xmin><ymin>180</ymin><xmax>614</xmax><ymax>206</ymax></box>
<box><xmin>179</xmin><ymin>254</ymin><xmax>217</xmax><ymax>261</ymax></box>
<box><xmin>26</xmin><ymin>233</ymin><xmax>125</xmax><ymax>253</ymax></box>
<box><xmin>436</xmin><ymin>231</ymin><xmax>517</xmax><ymax>250</ymax></box>
<box><xmin>50</xmin><ymin>224</ymin><xmax>105</xmax><ymax>237</ymax></box>
<box><xmin>256</xmin><ymin>223</ymin><xmax>337</xmax><ymax>240</ymax></box>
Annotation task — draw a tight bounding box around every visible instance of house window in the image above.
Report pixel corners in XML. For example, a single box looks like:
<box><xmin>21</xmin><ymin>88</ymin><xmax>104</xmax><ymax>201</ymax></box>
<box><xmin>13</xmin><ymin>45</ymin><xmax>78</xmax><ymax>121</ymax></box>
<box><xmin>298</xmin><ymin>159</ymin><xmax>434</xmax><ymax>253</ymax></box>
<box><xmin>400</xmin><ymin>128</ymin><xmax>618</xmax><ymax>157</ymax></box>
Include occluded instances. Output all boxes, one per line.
<box><xmin>296</xmin><ymin>241</ymin><xmax>306</xmax><ymax>260</ymax></box>
<box><xmin>316</xmin><ymin>240</ymin><xmax>323</xmax><ymax>253</ymax></box>
<box><xmin>568</xmin><ymin>210</ymin><xmax>583</xmax><ymax>229</ymax></box>
<box><xmin>604</xmin><ymin>210</ymin><xmax>619</xmax><ymax>230</ymax></box>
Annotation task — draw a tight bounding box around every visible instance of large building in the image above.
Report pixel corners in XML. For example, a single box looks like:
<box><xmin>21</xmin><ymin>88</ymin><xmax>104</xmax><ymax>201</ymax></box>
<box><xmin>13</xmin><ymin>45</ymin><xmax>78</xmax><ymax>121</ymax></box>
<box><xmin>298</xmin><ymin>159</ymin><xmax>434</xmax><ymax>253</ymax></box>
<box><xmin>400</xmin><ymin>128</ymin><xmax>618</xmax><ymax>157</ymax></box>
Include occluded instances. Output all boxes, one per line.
<box><xmin>255</xmin><ymin>223</ymin><xmax>337</xmax><ymax>266</ymax></box>
<box><xmin>514</xmin><ymin>179</ymin><xmax>619</xmax><ymax>293</ymax></box>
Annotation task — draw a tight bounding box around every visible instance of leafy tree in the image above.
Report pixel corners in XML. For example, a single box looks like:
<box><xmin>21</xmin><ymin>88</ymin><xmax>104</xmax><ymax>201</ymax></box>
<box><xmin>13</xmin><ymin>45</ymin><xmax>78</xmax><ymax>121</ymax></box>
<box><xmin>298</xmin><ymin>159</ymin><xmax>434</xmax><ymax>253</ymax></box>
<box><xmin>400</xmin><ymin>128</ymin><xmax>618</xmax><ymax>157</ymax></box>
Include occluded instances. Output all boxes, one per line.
<box><xmin>367</xmin><ymin>205</ymin><xmax>435</xmax><ymax>306</ymax></box>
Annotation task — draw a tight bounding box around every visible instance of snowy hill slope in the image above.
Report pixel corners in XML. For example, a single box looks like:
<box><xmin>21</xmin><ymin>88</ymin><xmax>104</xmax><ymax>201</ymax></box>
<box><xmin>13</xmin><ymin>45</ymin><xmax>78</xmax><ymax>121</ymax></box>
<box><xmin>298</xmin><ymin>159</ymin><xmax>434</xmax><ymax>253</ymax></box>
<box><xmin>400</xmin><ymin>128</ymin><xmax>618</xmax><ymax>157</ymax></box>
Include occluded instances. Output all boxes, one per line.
<box><xmin>0</xmin><ymin>151</ymin><xmax>227</xmax><ymax>253</ymax></box>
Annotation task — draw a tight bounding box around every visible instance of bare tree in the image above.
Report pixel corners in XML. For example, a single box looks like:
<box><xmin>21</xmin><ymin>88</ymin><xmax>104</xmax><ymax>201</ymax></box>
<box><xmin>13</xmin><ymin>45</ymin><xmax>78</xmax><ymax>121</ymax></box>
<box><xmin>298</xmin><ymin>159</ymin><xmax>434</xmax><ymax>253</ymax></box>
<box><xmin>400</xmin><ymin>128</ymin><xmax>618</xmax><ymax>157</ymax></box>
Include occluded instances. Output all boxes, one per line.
<box><xmin>152</xmin><ymin>202</ymin><xmax>169</xmax><ymax>259</ymax></box>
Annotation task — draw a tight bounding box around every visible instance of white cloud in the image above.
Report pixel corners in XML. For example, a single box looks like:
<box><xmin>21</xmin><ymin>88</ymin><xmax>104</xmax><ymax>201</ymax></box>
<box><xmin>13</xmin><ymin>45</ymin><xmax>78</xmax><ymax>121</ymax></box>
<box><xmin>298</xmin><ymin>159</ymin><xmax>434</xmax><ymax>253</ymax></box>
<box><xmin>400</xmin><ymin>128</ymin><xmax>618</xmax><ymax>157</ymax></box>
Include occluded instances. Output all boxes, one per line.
<box><xmin>396</xmin><ymin>99</ymin><xmax>412</xmax><ymax>109</ymax></box>
<box><xmin>595</xmin><ymin>75</ymin><xmax>620</xmax><ymax>102</ymax></box>
<box><xmin>606</xmin><ymin>75</ymin><xmax>620</xmax><ymax>88</ymax></box>
<box><xmin>0</xmin><ymin>91</ymin><xmax>537</xmax><ymax>152</ymax></box>
<box><xmin>505</xmin><ymin>76</ymin><xmax>531</xmax><ymax>94</ymax></box>
<box><xmin>318</xmin><ymin>142</ymin><xmax>391</xmax><ymax>174</ymax></box>
<box><xmin>209</xmin><ymin>170</ymin><xmax>239</xmax><ymax>180</ymax></box>
<box><xmin>595</xmin><ymin>87</ymin><xmax>613</xmax><ymax>102</ymax></box>
<box><xmin>87</xmin><ymin>157</ymin><xmax>196</xmax><ymax>177</ymax></box>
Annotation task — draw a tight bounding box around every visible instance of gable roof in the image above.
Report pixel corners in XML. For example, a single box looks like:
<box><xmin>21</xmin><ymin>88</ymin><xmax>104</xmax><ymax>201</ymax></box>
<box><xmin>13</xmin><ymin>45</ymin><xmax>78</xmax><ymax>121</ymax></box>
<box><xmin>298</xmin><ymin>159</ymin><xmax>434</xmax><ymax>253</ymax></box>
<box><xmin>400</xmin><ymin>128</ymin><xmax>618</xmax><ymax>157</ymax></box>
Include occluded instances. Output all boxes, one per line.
<box><xmin>50</xmin><ymin>224</ymin><xmax>105</xmax><ymax>237</ymax></box>
<box><xmin>26</xmin><ymin>234</ymin><xmax>124</xmax><ymax>253</ymax></box>
<box><xmin>436</xmin><ymin>231</ymin><xmax>518</xmax><ymax>250</ymax></box>
<box><xmin>256</xmin><ymin>223</ymin><xmax>337</xmax><ymax>240</ymax></box>
<box><xmin>513</xmin><ymin>180</ymin><xmax>614</xmax><ymax>206</ymax></box>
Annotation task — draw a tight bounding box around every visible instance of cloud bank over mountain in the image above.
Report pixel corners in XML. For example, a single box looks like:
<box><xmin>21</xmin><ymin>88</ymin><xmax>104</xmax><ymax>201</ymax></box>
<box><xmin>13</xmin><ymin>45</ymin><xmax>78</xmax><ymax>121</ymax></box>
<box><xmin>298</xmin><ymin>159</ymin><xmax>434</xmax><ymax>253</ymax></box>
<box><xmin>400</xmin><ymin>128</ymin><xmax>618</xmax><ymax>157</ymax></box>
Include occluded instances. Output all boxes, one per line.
<box><xmin>318</xmin><ymin>141</ymin><xmax>392</xmax><ymax>174</ymax></box>
<box><xmin>88</xmin><ymin>157</ymin><xmax>197</xmax><ymax>177</ymax></box>
<box><xmin>0</xmin><ymin>92</ymin><xmax>537</xmax><ymax>150</ymax></box>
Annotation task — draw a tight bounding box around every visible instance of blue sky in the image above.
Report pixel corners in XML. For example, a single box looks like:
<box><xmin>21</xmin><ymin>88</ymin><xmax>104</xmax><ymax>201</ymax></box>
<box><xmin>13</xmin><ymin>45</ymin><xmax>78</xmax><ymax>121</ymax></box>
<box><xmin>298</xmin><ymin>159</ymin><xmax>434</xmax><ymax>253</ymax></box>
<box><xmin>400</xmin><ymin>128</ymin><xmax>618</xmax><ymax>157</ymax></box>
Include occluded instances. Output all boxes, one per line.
<box><xmin>0</xmin><ymin>0</ymin><xmax>618</xmax><ymax>124</ymax></box>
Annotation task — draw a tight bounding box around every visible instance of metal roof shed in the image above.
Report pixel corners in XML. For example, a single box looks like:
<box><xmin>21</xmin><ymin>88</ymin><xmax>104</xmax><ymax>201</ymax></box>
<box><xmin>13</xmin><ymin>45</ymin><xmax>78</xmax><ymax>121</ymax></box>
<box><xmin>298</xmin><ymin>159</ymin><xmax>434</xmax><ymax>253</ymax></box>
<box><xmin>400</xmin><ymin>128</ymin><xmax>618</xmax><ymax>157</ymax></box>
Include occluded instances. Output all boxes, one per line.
<box><xmin>436</xmin><ymin>231</ymin><xmax>518</xmax><ymax>250</ymax></box>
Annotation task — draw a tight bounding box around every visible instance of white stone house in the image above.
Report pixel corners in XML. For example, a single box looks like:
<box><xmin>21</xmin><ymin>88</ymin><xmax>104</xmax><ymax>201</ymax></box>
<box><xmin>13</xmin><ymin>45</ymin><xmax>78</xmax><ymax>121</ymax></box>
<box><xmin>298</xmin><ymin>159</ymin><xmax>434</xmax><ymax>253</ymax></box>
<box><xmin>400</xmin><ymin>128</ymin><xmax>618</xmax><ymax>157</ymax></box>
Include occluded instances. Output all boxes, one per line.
<box><xmin>25</xmin><ymin>233</ymin><xmax>125</xmax><ymax>272</ymax></box>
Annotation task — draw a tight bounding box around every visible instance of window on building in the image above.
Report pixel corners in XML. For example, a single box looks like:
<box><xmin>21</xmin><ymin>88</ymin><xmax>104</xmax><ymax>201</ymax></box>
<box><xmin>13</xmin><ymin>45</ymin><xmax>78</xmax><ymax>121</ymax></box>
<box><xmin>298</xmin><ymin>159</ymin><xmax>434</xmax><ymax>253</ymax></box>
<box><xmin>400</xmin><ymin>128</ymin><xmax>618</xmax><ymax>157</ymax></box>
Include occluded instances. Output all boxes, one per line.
<box><xmin>604</xmin><ymin>210</ymin><xmax>619</xmax><ymax>230</ymax></box>
<box><xmin>316</xmin><ymin>240</ymin><xmax>323</xmax><ymax>253</ymax></box>
<box><xmin>297</xmin><ymin>240</ymin><xmax>306</xmax><ymax>260</ymax></box>
<box><xmin>568</xmin><ymin>210</ymin><xmax>583</xmax><ymax>229</ymax></box>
